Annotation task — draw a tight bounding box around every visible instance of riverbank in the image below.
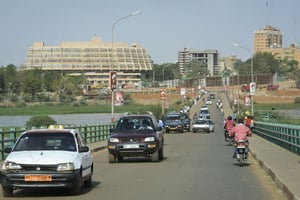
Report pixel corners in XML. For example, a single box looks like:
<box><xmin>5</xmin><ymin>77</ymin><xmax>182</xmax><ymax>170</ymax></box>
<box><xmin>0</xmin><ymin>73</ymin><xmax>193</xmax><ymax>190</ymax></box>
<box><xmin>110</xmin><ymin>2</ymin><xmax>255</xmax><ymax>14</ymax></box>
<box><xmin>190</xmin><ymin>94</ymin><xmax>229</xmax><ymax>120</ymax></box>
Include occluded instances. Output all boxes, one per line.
<box><xmin>0</xmin><ymin>113</ymin><xmax>122</xmax><ymax>127</ymax></box>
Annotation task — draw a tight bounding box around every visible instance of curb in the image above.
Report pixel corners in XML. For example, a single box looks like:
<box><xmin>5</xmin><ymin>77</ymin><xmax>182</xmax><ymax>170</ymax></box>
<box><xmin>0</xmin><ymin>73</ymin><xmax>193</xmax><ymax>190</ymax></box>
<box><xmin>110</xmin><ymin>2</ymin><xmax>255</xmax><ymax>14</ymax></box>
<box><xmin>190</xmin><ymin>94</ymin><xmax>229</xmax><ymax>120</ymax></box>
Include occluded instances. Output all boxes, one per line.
<box><xmin>250</xmin><ymin>150</ymin><xmax>299</xmax><ymax>200</ymax></box>
<box><xmin>90</xmin><ymin>145</ymin><xmax>107</xmax><ymax>153</ymax></box>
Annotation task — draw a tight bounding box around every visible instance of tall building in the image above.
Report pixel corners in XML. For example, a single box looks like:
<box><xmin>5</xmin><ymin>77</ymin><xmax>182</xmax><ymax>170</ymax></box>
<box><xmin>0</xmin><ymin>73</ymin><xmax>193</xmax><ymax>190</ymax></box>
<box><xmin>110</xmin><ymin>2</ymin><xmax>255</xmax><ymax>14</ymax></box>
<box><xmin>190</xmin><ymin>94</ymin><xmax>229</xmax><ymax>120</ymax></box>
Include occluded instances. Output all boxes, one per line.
<box><xmin>178</xmin><ymin>48</ymin><xmax>219</xmax><ymax>76</ymax></box>
<box><xmin>23</xmin><ymin>37</ymin><xmax>153</xmax><ymax>89</ymax></box>
<box><xmin>254</xmin><ymin>25</ymin><xmax>300</xmax><ymax>67</ymax></box>
<box><xmin>254</xmin><ymin>25</ymin><xmax>283</xmax><ymax>52</ymax></box>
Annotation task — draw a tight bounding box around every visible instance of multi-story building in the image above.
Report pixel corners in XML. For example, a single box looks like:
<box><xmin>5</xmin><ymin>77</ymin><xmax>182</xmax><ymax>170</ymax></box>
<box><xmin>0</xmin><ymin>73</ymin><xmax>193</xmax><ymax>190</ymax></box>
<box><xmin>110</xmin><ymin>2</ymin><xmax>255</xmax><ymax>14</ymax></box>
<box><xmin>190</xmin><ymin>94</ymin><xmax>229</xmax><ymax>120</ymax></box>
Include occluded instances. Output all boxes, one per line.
<box><xmin>254</xmin><ymin>25</ymin><xmax>283</xmax><ymax>52</ymax></box>
<box><xmin>23</xmin><ymin>37</ymin><xmax>153</xmax><ymax>89</ymax></box>
<box><xmin>178</xmin><ymin>48</ymin><xmax>219</xmax><ymax>76</ymax></box>
<box><xmin>254</xmin><ymin>25</ymin><xmax>300</xmax><ymax>67</ymax></box>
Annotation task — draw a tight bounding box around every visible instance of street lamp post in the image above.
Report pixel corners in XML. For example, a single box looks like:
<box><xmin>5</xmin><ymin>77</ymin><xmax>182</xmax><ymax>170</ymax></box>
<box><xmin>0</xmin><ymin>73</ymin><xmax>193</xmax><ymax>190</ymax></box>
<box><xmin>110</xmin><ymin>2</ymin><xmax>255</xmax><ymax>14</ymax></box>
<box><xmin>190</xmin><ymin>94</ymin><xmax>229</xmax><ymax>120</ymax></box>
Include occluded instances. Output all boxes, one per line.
<box><xmin>233</xmin><ymin>43</ymin><xmax>254</xmax><ymax>116</ymax></box>
<box><xmin>111</xmin><ymin>10</ymin><xmax>141</xmax><ymax>123</ymax></box>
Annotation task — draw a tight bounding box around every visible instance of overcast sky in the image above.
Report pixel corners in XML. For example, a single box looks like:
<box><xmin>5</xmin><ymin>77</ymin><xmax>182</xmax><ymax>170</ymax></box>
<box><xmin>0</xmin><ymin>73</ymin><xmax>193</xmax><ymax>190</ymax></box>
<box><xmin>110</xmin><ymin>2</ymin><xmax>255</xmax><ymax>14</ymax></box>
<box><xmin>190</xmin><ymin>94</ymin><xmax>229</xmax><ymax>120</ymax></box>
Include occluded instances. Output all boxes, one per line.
<box><xmin>0</xmin><ymin>0</ymin><xmax>299</xmax><ymax>66</ymax></box>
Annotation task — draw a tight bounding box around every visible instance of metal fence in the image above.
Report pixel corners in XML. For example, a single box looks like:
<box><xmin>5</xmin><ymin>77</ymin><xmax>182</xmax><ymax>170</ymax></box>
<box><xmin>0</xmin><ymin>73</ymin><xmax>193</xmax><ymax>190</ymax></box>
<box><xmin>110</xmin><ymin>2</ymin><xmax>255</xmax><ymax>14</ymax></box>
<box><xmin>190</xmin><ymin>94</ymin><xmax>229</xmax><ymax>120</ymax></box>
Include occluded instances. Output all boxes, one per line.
<box><xmin>0</xmin><ymin>124</ymin><xmax>115</xmax><ymax>160</ymax></box>
<box><xmin>1</xmin><ymin>122</ymin><xmax>300</xmax><ymax>160</ymax></box>
<box><xmin>254</xmin><ymin>122</ymin><xmax>300</xmax><ymax>155</ymax></box>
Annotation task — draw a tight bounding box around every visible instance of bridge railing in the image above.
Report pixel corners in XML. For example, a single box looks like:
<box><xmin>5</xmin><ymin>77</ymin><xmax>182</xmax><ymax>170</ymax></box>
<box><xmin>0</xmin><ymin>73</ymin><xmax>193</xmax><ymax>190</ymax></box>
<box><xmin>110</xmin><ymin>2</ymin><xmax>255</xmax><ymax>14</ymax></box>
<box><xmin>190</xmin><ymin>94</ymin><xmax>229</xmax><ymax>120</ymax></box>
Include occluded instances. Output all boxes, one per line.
<box><xmin>254</xmin><ymin>122</ymin><xmax>300</xmax><ymax>155</ymax></box>
<box><xmin>0</xmin><ymin>123</ymin><xmax>115</xmax><ymax>160</ymax></box>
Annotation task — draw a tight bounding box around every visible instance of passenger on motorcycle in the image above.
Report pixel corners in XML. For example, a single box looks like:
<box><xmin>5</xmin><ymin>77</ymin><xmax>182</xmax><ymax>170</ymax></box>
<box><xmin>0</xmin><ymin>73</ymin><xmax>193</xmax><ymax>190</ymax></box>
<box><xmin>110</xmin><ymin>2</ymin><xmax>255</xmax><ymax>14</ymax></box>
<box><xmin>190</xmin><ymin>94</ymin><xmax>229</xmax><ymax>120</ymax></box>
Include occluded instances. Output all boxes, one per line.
<box><xmin>224</xmin><ymin>115</ymin><xmax>235</xmax><ymax>141</ymax></box>
<box><xmin>230</xmin><ymin>118</ymin><xmax>252</xmax><ymax>158</ymax></box>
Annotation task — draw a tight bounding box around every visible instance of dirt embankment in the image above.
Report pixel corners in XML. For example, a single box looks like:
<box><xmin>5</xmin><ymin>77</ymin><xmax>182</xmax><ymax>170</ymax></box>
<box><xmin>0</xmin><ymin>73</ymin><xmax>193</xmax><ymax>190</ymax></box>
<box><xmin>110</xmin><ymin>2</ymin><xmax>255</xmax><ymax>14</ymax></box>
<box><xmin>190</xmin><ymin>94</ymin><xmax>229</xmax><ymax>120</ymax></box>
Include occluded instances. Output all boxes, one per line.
<box><xmin>130</xmin><ymin>85</ymin><xmax>300</xmax><ymax>105</ymax></box>
<box><xmin>131</xmin><ymin>93</ymin><xmax>186</xmax><ymax>105</ymax></box>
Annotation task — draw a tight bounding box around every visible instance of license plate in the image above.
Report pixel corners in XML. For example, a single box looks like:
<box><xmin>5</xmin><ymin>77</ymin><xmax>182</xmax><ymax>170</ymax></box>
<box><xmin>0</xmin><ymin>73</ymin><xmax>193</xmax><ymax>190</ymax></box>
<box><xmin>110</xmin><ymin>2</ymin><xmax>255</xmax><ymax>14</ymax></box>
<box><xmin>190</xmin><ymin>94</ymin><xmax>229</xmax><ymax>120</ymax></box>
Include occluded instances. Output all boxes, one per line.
<box><xmin>123</xmin><ymin>144</ymin><xmax>139</xmax><ymax>149</ymax></box>
<box><xmin>24</xmin><ymin>175</ymin><xmax>52</xmax><ymax>182</ymax></box>
<box><xmin>237</xmin><ymin>148</ymin><xmax>245</xmax><ymax>153</ymax></box>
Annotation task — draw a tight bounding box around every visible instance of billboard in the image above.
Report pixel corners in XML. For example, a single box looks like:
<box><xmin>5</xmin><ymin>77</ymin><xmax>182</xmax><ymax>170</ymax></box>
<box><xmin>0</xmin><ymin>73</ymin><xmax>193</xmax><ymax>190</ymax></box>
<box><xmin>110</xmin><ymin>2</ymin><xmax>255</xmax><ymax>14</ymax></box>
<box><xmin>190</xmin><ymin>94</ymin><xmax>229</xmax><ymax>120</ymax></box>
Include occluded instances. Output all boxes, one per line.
<box><xmin>114</xmin><ymin>91</ymin><xmax>124</xmax><ymax>106</ymax></box>
<box><xmin>250</xmin><ymin>82</ymin><xmax>256</xmax><ymax>96</ymax></box>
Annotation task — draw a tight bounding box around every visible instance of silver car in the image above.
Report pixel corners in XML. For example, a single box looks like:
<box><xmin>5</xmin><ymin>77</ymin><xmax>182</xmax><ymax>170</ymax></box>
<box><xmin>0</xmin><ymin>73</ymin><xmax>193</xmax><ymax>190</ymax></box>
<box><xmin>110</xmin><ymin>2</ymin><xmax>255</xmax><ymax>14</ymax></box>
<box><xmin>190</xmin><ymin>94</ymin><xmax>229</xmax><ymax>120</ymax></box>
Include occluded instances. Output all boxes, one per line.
<box><xmin>208</xmin><ymin>120</ymin><xmax>215</xmax><ymax>132</ymax></box>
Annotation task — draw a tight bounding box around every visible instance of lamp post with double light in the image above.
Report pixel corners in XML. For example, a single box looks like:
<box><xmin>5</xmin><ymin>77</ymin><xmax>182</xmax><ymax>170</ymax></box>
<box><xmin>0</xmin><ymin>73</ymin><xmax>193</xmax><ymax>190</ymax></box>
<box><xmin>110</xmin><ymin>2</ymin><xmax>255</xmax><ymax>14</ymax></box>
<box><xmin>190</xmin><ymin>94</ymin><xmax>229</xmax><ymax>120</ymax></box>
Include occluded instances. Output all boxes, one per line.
<box><xmin>110</xmin><ymin>10</ymin><xmax>141</xmax><ymax>123</ymax></box>
<box><xmin>233</xmin><ymin>43</ymin><xmax>254</xmax><ymax>116</ymax></box>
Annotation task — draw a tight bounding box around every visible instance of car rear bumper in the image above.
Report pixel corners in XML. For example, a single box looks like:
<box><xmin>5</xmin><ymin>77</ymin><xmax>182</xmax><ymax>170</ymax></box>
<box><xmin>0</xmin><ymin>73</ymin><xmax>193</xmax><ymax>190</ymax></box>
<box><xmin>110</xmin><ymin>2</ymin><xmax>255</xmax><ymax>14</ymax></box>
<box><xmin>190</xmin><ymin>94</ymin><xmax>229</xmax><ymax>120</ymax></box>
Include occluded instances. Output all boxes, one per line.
<box><xmin>192</xmin><ymin>127</ymin><xmax>210</xmax><ymax>132</ymax></box>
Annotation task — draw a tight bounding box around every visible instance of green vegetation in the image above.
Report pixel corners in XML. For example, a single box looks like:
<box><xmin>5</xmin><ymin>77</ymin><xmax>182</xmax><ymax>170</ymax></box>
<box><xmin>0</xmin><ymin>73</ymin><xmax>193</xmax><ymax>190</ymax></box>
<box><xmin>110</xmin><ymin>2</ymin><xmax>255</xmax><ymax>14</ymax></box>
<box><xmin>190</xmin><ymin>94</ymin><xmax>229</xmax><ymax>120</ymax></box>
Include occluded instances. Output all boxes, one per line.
<box><xmin>0</xmin><ymin>103</ymin><xmax>182</xmax><ymax>117</ymax></box>
<box><xmin>231</xmin><ymin>99</ymin><xmax>300</xmax><ymax>125</ymax></box>
<box><xmin>254</xmin><ymin>103</ymin><xmax>299</xmax><ymax>110</ymax></box>
<box><xmin>0</xmin><ymin>52</ymin><xmax>299</xmax><ymax>126</ymax></box>
<box><xmin>253</xmin><ymin>103</ymin><xmax>300</xmax><ymax>124</ymax></box>
<box><xmin>26</xmin><ymin>115</ymin><xmax>57</xmax><ymax>128</ymax></box>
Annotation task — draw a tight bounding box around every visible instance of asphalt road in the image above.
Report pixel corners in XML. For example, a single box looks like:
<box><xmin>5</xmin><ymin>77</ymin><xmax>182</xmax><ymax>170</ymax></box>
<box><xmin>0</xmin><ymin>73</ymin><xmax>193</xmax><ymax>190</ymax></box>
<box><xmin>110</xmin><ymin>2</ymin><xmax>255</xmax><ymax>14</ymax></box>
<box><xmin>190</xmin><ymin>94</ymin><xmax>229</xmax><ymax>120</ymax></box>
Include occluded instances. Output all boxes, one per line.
<box><xmin>3</xmin><ymin>104</ymin><xmax>287</xmax><ymax>199</ymax></box>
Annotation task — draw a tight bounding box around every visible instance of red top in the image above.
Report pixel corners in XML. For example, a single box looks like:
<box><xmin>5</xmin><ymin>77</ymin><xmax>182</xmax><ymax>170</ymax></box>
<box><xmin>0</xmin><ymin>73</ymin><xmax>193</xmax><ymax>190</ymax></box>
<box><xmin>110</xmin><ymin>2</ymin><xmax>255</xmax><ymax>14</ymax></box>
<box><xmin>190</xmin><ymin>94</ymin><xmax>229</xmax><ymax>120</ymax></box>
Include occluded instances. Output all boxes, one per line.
<box><xmin>245</xmin><ymin>118</ymin><xmax>251</xmax><ymax>126</ymax></box>
<box><xmin>230</xmin><ymin>123</ymin><xmax>252</xmax><ymax>141</ymax></box>
<box><xmin>225</xmin><ymin>119</ymin><xmax>235</xmax><ymax>131</ymax></box>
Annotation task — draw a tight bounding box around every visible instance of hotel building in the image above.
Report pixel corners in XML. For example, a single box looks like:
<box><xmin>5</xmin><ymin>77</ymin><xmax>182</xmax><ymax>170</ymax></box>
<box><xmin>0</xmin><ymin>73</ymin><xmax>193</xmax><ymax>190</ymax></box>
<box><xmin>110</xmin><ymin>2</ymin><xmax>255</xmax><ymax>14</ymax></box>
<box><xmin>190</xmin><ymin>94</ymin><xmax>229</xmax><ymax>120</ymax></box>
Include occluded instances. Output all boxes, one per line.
<box><xmin>23</xmin><ymin>37</ymin><xmax>153</xmax><ymax>89</ymax></box>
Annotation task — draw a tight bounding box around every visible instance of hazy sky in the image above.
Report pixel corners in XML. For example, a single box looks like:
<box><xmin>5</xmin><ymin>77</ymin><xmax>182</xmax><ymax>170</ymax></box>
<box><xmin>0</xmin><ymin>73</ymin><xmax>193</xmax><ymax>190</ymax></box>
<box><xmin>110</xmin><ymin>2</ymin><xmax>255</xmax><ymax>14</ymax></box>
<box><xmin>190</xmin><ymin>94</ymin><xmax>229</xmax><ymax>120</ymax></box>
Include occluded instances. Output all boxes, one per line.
<box><xmin>0</xmin><ymin>0</ymin><xmax>299</xmax><ymax>66</ymax></box>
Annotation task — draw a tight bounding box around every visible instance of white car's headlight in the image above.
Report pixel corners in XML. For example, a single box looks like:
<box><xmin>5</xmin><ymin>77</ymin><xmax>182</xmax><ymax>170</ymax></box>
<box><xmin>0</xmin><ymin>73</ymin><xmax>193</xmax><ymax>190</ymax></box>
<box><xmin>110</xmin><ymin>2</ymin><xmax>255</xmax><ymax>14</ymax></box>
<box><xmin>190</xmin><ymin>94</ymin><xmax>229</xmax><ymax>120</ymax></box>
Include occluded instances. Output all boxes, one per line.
<box><xmin>3</xmin><ymin>161</ymin><xmax>22</xmax><ymax>170</ymax></box>
<box><xmin>109</xmin><ymin>138</ymin><xmax>120</xmax><ymax>143</ymax></box>
<box><xmin>57</xmin><ymin>162</ymin><xmax>75</xmax><ymax>171</ymax></box>
<box><xmin>144</xmin><ymin>137</ymin><xmax>155</xmax><ymax>142</ymax></box>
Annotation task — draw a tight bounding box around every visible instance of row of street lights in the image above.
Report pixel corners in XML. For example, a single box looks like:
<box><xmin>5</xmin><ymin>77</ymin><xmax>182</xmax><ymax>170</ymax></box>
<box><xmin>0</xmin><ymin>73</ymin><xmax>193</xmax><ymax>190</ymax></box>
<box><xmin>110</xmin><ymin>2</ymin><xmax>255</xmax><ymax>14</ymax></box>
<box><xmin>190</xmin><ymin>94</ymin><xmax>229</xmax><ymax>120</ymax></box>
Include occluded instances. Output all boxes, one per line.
<box><xmin>233</xmin><ymin>43</ymin><xmax>254</xmax><ymax>116</ymax></box>
<box><xmin>108</xmin><ymin>11</ymin><xmax>254</xmax><ymax>122</ymax></box>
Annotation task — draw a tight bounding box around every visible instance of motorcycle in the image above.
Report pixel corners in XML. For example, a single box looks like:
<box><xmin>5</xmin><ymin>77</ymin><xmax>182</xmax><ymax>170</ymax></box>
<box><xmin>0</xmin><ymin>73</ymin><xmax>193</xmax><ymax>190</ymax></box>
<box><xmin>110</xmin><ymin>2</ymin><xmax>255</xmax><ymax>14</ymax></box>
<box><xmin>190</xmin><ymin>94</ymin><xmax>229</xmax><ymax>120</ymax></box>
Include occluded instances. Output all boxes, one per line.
<box><xmin>224</xmin><ymin>129</ymin><xmax>234</xmax><ymax>145</ymax></box>
<box><xmin>233</xmin><ymin>140</ymin><xmax>249</xmax><ymax>166</ymax></box>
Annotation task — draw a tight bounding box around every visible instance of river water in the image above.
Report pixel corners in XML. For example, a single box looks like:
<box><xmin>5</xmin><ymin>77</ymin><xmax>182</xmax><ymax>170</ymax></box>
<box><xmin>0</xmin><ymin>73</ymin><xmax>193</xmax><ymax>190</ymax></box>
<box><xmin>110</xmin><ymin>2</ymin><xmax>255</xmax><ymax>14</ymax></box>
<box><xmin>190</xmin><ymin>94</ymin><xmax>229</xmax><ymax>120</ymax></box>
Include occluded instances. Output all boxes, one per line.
<box><xmin>0</xmin><ymin>113</ymin><xmax>122</xmax><ymax>127</ymax></box>
<box><xmin>0</xmin><ymin>110</ymin><xmax>298</xmax><ymax>127</ymax></box>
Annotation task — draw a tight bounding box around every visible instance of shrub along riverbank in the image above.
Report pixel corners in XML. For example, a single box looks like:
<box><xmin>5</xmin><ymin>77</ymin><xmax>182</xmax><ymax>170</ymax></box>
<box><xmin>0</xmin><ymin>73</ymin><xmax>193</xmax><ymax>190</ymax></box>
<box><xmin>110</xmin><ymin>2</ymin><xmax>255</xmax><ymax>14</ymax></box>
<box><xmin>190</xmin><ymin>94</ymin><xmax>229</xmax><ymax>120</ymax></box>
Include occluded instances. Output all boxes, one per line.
<box><xmin>0</xmin><ymin>103</ymin><xmax>182</xmax><ymax>118</ymax></box>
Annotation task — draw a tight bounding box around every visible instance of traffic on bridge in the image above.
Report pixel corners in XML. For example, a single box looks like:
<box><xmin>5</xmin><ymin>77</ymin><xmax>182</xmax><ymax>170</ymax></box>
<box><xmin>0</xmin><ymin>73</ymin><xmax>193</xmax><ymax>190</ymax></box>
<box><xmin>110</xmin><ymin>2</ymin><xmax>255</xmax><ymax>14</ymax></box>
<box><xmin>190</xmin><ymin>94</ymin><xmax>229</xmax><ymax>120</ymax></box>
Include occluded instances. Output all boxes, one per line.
<box><xmin>0</xmin><ymin>93</ymin><xmax>293</xmax><ymax>200</ymax></box>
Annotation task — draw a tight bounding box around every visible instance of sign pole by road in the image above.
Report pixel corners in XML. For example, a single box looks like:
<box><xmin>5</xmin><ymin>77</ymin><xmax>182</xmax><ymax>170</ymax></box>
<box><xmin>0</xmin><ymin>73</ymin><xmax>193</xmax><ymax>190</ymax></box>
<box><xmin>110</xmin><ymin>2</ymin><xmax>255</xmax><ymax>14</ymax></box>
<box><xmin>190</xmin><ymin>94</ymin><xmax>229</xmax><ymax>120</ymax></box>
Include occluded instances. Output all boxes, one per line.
<box><xmin>110</xmin><ymin>71</ymin><xmax>117</xmax><ymax>123</ymax></box>
<box><xmin>160</xmin><ymin>90</ymin><xmax>166</xmax><ymax>115</ymax></box>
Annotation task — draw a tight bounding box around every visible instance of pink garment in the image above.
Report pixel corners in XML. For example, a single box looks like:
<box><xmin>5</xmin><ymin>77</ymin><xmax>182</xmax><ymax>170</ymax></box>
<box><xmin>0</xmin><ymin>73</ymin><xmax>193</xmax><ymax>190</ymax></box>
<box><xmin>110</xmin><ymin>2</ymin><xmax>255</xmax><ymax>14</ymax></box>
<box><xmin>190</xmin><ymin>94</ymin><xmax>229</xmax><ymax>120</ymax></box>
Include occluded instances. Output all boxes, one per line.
<box><xmin>225</xmin><ymin>119</ymin><xmax>235</xmax><ymax>131</ymax></box>
<box><xmin>230</xmin><ymin>123</ymin><xmax>252</xmax><ymax>141</ymax></box>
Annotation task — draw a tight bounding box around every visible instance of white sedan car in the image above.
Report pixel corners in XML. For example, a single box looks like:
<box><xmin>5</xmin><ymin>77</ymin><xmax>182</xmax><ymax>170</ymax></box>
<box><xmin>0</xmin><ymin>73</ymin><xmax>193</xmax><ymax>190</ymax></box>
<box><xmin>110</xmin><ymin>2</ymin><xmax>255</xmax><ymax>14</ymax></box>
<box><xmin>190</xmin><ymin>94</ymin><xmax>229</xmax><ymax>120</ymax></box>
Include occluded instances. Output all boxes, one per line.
<box><xmin>206</xmin><ymin>98</ymin><xmax>212</xmax><ymax>105</ymax></box>
<box><xmin>0</xmin><ymin>127</ymin><xmax>93</xmax><ymax>197</ymax></box>
<box><xmin>192</xmin><ymin>119</ymin><xmax>210</xmax><ymax>133</ymax></box>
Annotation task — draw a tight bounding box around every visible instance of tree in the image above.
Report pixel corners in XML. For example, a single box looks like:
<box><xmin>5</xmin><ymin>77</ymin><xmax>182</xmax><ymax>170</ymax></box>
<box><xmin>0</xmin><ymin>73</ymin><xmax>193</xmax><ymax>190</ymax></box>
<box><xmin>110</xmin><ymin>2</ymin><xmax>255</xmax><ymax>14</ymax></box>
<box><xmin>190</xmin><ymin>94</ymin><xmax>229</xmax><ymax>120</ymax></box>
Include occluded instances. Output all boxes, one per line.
<box><xmin>23</xmin><ymin>69</ymin><xmax>43</xmax><ymax>98</ymax></box>
<box><xmin>0</xmin><ymin>68</ymin><xmax>5</xmax><ymax>92</ymax></box>
<box><xmin>142</xmin><ymin>62</ymin><xmax>180</xmax><ymax>85</ymax></box>
<box><xmin>185</xmin><ymin>60</ymin><xmax>209</xmax><ymax>79</ymax></box>
<box><xmin>234</xmin><ymin>52</ymin><xmax>280</xmax><ymax>75</ymax></box>
<box><xmin>253</xmin><ymin>52</ymin><xmax>279</xmax><ymax>74</ymax></box>
<box><xmin>55</xmin><ymin>76</ymin><xmax>82</xmax><ymax>101</ymax></box>
<box><xmin>279</xmin><ymin>59</ymin><xmax>299</xmax><ymax>76</ymax></box>
<box><xmin>4</xmin><ymin>64</ymin><xmax>18</xmax><ymax>94</ymax></box>
<box><xmin>43</xmin><ymin>71</ymin><xmax>62</xmax><ymax>92</ymax></box>
<box><xmin>290</xmin><ymin>69</ymin><xmax>300</xmax><ymax>87</ymax></box>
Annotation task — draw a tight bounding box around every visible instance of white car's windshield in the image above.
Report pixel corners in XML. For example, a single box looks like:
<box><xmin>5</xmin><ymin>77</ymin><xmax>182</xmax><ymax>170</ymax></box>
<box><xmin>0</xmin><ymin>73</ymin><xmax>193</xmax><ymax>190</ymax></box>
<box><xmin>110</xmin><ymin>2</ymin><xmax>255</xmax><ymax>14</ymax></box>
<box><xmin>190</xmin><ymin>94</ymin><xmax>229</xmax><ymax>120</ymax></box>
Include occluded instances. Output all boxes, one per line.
<box><xmin>13</xmin><ymin>133</ymin><xmax>76</xmax><ymax>152</ymax></box>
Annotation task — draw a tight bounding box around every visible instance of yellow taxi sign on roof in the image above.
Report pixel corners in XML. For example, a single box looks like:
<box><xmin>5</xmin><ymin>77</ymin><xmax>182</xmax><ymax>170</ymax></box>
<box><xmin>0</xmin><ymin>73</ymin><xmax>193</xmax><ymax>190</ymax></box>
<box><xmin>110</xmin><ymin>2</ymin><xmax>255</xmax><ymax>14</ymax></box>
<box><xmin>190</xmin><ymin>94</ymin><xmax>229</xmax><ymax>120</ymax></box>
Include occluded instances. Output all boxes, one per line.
<box><xmin>48</xmin><ymin>125</ymin><xmax>64</xmax><ymax>129</ymax></box>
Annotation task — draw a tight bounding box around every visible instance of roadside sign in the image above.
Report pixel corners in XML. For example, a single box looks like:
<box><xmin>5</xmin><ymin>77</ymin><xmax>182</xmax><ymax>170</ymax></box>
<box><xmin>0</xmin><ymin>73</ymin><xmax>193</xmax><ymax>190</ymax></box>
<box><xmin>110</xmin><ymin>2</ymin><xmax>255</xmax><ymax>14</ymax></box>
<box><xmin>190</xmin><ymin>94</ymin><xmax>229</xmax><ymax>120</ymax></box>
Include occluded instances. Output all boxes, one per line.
<box><xmin>180</xmin><ymin>88</ymin><xmax>186</xmax><ymax>96</ymax></box>
<box><xmin>110</xmin><ymin>71</ymin><xmax>117</xmax><ymax>91</ymax></box>
<box><xmin>250</xmin><ymin>82</ymin><xmax>256</xmax><ymax>96</ymax></box>
<box><xmin>160</xmin><ymin>90</ymin><xmax>166</xmax><ymax>100</ymax></box>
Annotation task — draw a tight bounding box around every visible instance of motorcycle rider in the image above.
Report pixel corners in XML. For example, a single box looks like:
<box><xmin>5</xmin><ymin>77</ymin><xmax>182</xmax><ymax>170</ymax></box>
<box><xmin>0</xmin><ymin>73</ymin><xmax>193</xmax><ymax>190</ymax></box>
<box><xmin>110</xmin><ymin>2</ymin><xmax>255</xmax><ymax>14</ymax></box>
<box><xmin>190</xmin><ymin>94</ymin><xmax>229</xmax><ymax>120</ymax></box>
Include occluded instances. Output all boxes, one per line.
<box><xmin>224</xmin><ymin>115</ymin><xmax>235</xmax><ymax>141</ymax></box>
<box><xmin>230</xmin><ymin>118</ymin><xmax>252</xmax><ymax>158</ymax></box>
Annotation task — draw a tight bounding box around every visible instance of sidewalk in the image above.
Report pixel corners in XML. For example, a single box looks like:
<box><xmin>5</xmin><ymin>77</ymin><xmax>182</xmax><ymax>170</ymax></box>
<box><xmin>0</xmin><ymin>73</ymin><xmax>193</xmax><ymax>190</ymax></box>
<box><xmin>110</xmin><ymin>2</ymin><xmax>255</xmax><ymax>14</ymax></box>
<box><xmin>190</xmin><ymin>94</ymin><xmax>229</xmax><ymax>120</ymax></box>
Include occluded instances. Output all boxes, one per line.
<box><xmin>88</xmin><ymin>140</ymin><xmax>107</xmax><ymax>153</ymax></box>
<box><xmin>250</xmin><ymin>136</ymin><xmax>300</xmax><ymax>200</ymax></box>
